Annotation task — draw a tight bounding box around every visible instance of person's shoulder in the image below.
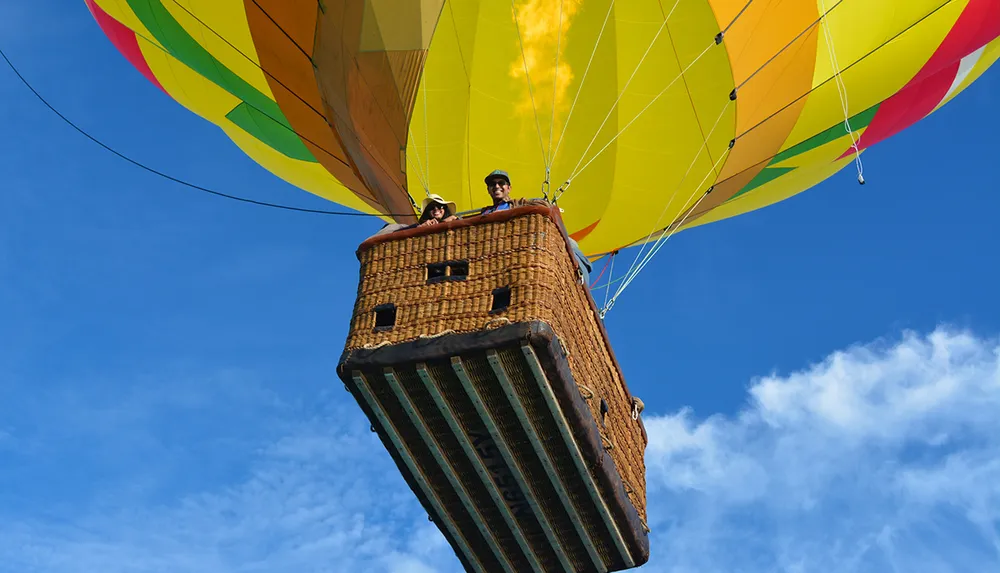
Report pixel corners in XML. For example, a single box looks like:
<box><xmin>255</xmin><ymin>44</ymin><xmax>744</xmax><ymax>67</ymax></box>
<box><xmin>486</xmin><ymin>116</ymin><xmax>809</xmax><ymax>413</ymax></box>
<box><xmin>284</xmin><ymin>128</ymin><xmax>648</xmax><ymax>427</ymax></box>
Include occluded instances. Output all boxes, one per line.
<box><xmin>512</xmin><ymin>197</ymin><xmax>550</xmax><ymax>208</ymax></box>
<box><xmin>527</xmin><ymin>198</ymin><xmax>551</xmax><ymax>205</ymax></box>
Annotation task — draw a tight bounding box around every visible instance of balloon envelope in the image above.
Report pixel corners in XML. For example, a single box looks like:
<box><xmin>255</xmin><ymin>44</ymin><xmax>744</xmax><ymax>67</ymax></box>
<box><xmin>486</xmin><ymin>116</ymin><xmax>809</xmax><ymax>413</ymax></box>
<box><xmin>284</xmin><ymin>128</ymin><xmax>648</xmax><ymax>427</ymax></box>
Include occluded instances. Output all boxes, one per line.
<box><xmin>86</xmin><ymin>0</ymin><xmax>1000</xmax><ymax>256</ymax></box>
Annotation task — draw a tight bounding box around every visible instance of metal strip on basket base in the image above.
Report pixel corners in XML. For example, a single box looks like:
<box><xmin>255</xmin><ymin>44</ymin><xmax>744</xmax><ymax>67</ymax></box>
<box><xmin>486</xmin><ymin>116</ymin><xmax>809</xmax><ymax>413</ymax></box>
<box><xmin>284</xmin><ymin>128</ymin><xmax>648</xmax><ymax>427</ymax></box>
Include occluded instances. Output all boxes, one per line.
<box><xmin>338</xmin><ymin>321</ymin><xmax>650</xmax><ymax>573</ymax></box>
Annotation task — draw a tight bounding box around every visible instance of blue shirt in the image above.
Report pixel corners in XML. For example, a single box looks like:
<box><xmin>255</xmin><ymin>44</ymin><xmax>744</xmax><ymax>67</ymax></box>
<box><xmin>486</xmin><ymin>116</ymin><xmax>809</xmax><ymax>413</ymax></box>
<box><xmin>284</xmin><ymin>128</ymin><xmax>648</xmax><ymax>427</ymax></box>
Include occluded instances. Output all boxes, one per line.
<box><xmin>482</xmin><ymin>201</ymin><xmax>513</xmax><ymax>214</ymax></box>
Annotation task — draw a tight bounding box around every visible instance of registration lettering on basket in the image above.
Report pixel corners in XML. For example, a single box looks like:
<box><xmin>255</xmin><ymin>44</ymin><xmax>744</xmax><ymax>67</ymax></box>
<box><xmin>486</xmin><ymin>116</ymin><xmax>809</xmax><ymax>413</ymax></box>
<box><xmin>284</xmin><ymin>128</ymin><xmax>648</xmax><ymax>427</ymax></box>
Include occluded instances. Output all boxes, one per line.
<box><xmin>470</xmin><ymin>430</ymin><xmax>532</xmax><ymax>517</ymax></box>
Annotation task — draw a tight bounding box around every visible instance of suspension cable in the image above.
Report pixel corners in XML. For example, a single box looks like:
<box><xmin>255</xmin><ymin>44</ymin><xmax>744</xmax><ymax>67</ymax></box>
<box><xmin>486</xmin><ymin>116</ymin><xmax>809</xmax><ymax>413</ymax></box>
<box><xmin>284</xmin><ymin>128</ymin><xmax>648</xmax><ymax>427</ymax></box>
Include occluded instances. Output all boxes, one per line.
<box><xmin>422</xmin><ymin>72</ymin><xmax>432</xmax><ymax>195</ymax></box>
<box><xmin>444</xmin><ymin>0</ymin><xmax>476</xmax><ymax>208</ymax></box>
<box><xmin>597</xmin><ymin>0</ymin><xmax>957</xmax><ymax>313</ymax></box>
<box><xmin>549</xmin><ymin>0</ymin><xmax>616</xmax><ymax>172</ymax></box>
<box><xmin>819</xmin><ymin>0</ymin><xmax>865</xmax><ymax>185</ymax></box>
<box><xmin>589</xmin><ymin>254</ymin><xmax>614</xmax><ymax>289</ymax></box>
<box><xmin>718</xmin><ymin>0</ymin><xmax>756</xmax><ymax>40</ymax></box>
<box><xmin>546</xmin><ymin>0</ymin><xmax>566</xmax><ymax>169</ymax></box>
<box><xmin>564</xmin><ymin>0</ymin><xmax>683</xmax><ymax>184</ymax></box>
<box><xmin>604</xmin><ymin>97</ymin><xmax>733</xmax><ymax>303</ymax></box>
<box><xmin>728</xmin><ymin>0</ymin><xmax>956</xmax><ymax>156</ymax></box>
<box><xmin>602</xmin><ymin>147</ymin><xmax>732</xmax><ymax>317</ymax></box>
<box><xmin>555</xmin><ymin>38</ymin><xmax>719</xmax><ymax>200</ymax></box>
<box><xmin>406</xmin><ymin>125</ymin><xmax>432</xmax><ymax>195</ymax></box>
<box><xmin>602</xmin><ymin>251</ymin><xmax>617</xmax><ymax>313</ymax></box>
<box><xmin>0</xmin><ymin>45</ymin><xmax>413</xmax><ymax>218</ymax></box>
<box><xmin>510</xmin><ymin>0</ymin><xmax>548</xmax><ymax>166</ymax></box>
<box><xmin>732</xmin><ymin>0</ymin><xmax>846</xmax><ymax>99</ymax></box>
<box><xmin>166</xmin><ymin>0</ymin><xmax>406</xmax><ymax>151</ymax></box>
<box><xmin>159</xmin><ymin>0</ymin><xmax>421</xmax><ymax>203</ymax></box>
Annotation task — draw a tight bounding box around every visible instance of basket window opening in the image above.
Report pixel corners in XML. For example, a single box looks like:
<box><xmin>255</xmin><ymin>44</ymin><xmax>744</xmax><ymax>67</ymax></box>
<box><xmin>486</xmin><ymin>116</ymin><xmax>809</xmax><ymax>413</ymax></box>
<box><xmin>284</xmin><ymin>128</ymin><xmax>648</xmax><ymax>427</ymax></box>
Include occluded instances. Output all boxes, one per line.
<box><xmin>373</xmin><ymin>303</ymin><xmax>396</xmax><ymax>331</ymax></box>
<box><xmin>450</xmin><ymin>261</ymin><xmax>469</xmax><ymax>279</ymax></box>
<box><xmin>490</xmin><ymin>286</ymin><xmax>511</xmax><ymax>314</ymax></box>
<box><xmin>427</xmin><ymin>262</ymin><xmax>447</xmax><ymax>281</ymax></box>
<box><xmin>426</xmin><ymin>260</ymin><xmax>470</xmax><ymax>283</ymax></box>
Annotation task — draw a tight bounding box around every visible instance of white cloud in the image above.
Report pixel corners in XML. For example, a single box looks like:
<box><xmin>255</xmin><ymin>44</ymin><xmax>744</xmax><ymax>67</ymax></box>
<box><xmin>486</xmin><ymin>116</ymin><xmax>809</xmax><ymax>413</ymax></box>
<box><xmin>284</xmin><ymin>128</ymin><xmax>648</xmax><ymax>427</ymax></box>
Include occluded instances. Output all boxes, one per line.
<box><xmin>642</xmin><ymin>328</ymin><xmax>1000</xmax><ymax>572</ymax></box>
<box><xmin>1</xmin><ymin>328</ymin><xmax>998</xmax><ymax>573</ymax></box>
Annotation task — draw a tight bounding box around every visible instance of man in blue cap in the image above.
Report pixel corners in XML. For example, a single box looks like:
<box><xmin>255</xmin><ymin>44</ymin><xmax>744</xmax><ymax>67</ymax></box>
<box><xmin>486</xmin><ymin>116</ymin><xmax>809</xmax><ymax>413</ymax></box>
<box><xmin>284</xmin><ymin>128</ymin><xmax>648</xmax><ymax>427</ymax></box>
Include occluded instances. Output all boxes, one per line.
<box><xmin>480</xmin><ymin>169</ymin><xmax>592</xmax><ymax>286</ymax></box>
<box><xmin>480</xmin><ymin>169</ymin><xmax>514</xmax><ymax>215</ymax></box>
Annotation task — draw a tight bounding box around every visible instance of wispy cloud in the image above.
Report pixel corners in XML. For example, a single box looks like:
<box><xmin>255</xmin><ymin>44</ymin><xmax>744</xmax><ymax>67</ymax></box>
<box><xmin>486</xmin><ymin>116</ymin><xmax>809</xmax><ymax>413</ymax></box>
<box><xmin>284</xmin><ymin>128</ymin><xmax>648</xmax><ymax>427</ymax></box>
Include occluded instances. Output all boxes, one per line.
<box><xmin>0</xmin><ymin>379</ymin><xmax>465</xmax><ymax>573</ymax></box>
<box><xmin>642</xmin><ymin>328</ymin><xmax>1000</xmax><ymax>572</ymax></box>
<box><xmin>1</xmin><ymin>328</ymin><xmax>998</xmax><ymax>572</ymax></box>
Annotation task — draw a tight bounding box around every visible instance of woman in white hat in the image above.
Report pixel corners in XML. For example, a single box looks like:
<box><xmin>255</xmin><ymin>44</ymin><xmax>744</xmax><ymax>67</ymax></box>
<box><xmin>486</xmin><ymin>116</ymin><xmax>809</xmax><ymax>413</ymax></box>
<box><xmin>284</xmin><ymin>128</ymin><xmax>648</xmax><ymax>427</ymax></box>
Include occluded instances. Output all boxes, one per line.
<box><xmin>415</xmin><ymin>194</ymin><xmax>458</xmax><ymax>227</ymax></box>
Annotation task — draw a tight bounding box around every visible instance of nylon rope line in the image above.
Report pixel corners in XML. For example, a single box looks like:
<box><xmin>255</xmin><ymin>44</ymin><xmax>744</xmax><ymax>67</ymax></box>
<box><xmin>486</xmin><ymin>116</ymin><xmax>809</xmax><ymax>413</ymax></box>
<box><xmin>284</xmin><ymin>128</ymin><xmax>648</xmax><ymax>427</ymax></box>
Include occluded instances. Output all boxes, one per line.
<box><xmin>555</xmin><ymin>38</ymin><xmax>718</xmax><ymax>200</ymax></box>
<box><xmin>422</xmin><ymin>72</ymin><xmax>432</xmax><ymax>196</ymax></box>
<box><xmin>546</xmin><ymin>0</ymin><xmax>566</xmax><ymax>169</ymax></box>
<box><xmin>407</xmin><ymin>88</ymin><xmax>432</xmax><ymax>196</ymax></box>
<box><xmin>251</xmin><ymin>0</ymin><xmax>311</xmax><ymax>60</ymax></box>
<box><xmin>445</xmin><ymin>0</ymin><xmax>476</xmax><ymax>210</ymax></box>
<box><xmin>730</xmin><ymin>0</ymin><xmax>955</xmax><ymax>147</ymax></box>
<box><xmin>405</xmin><ymin>126</ymin><xmax>431</xmax><ymax>196</ymax></box>
<box><xmin>151</xmin><ymin>0</ymin><xmax>358</xmax><ymax>157</ymax></box>
<box><xmin>542</xmin><ymin>0</ymin><xmax>567</xmax><ymax>198</ymax></box>
<box><xmin>626</xmin><ymin>150</ymin><xmax>725</xmax><ymax>281</ymax></box>
<box><xmin>150</xmin><ymin>0</ymin><xmax>422</xmax><ymax>216</ymax></box>
<box><xmin>708</xmin><ymin>0</ymin><xmax>952</xmax><ymax>194</ymax></box>
<box><xmin>602</xmin><ymin>95</ymin><xmax>733</xmax><ymax>300</ymax></box>
<box><xmin>719</xmin><ymin>0</ymin><xmax>756</xmax><ymax>38</ymax></box>
<box><xmin>589</xmin><ymin>253</ymin><xmax>613</xmax><ymax>288</ymax></box>
<box><xmin>602</xmin><ymin>0</ymin><xmax>952</xmax><ymax>313</ymax></box>
<box><xmin>510</xmin><ymin>0</ymin><xmax>548</xmax><ymax>166</ymax></box>
<box><xmin>602</xmin><ymin>186</ymin><xmax>715</xmax><ymax>317</ymax></box>
<box><xmin>606</xmin><ymin>0</ymin><xmax>961</xmax><ymax>220</ymax></box>
<box><xmin>447</xmin><ymin>1</ymin><xmax>473</xmax><ymax>83</ymax></box>
<box><xmin>731</xmin><ymin>0</ymin><xmax>846</xmax><ymax>98</ymax></box>
<box><xmin>0</xmin><ymin>45</ymin><xmax>415</xmax><ymax>218</ymax></box>
<box><xmin>603</xmin><ymin>251</ymin><xmax>617</xmax><ymax>316</ymax></box>
<box><xmin>602</xmin><ymin>147</ymin><xmax>732</xmax><ymax>317</ymax></box>
<box><xmin>591</xmin><ymin>271</ymin><xmax>628</xmax><ymax>294</ymax></box>
<box><xmin>819</xmin><ymin>0</ymin><xmax>865</xmax><ymax>185</ymax></box>
<box><xmin>550</xmin><ymin>0</ymin><xmax>761</xmax><ymax>171</ymax></box>
<box><xmin>562</xmin><ymin>0</ymin><xmax>683</xmax><ymax>187</ymax></box>
<box><xmin>549</xmin><ymin>0</ymin><xmax>616</xmax><ymax>177</ymax></box>
<box><xmin>601</xmin><ymin>97</ymin><xmax>734</xmax><ymax>313</ymax></box>
<box><xmin>167</xmin><ymin>0</ymin><xmax>407</xmax><ymax>152</ymax></box>
<box><xmin>144</xmin><ymin>0</ymin><xmax>411</xmax><ymax>202</ymax></box>
<box><xmin>727</xmin><ymin>0</ymin><xmax>955</xmax><ymax>133</ymax></box>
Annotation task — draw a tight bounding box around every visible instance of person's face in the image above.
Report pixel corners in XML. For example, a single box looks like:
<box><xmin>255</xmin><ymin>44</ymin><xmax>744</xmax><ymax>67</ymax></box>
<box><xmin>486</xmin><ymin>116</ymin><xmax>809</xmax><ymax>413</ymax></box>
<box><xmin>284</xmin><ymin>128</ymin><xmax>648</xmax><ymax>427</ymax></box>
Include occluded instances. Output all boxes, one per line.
<box><xmin>428</xmin><ymin>203</ymin><xmax>446</xmax><ymax>220</ymax></box>
<box><xmin>486</xmin><ymin>178</ymin><xmax>510</xmax><ymax>201</ymax></box>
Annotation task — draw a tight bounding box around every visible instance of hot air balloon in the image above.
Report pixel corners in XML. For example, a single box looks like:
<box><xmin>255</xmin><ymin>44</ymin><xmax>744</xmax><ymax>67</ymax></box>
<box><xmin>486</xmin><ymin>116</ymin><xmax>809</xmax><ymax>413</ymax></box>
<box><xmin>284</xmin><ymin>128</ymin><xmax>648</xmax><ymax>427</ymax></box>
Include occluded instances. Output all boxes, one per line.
<box><xmin>86</xmin><ymin>1</ymin><xmax>1000</xmax><ymax>571</ymax></box>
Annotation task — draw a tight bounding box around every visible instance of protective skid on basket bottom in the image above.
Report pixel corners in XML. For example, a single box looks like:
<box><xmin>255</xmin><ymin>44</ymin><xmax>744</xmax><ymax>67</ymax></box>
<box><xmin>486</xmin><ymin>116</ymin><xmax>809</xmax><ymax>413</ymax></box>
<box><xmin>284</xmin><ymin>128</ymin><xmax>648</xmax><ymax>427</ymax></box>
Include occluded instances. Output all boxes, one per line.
<box><xmin>338</xmin><ymin>321</ymin><xmax>649</xmax><ymax>573</ymax></box>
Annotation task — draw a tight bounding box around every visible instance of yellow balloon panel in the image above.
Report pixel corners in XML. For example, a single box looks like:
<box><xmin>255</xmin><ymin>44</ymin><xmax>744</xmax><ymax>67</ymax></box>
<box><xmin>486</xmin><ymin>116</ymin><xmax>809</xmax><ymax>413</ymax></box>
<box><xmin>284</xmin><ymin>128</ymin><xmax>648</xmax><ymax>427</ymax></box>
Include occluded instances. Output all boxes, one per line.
<box><xmin>161</xmin><ymin>0</ymin><xmax>274</xmax><ymax>98</ymax></box>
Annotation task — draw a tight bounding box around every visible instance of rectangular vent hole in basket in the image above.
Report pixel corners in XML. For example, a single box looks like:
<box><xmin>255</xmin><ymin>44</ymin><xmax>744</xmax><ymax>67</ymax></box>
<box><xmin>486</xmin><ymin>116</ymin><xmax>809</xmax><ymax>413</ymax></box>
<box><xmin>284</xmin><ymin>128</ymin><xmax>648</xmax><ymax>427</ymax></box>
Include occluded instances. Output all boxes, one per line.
<box><xmin>427</xmin><ymin>260</ymin><xmax>469</xmax><ymax>283</ymax></box>
<box><xmin>373</xmin><ymin>303</ymin><xmax>396</xmax><ymax>331</ymax></box>
<box><xmin>490</xmin><ymin>286</ymin><xmax>511</xmax><ymax>314</ymax></box>
<box><xmin>427</xmin><ymin>262</ymin><xmax>447</xmax><ymax>282</ymax></box>
<box><xmin>449</xmin><ymin>261</ymin><xmax>469</xmax><ymax>279</ymax></box>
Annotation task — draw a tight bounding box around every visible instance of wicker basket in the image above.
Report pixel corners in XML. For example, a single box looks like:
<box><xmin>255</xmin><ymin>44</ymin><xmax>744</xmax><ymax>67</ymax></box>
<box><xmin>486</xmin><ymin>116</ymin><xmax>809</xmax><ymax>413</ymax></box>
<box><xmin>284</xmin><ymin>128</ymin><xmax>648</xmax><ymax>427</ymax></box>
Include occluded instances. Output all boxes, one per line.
<box><xmin>338</xmin><ymin>204</ymin><xmax>649</xmax><ymax>572</ymax></box>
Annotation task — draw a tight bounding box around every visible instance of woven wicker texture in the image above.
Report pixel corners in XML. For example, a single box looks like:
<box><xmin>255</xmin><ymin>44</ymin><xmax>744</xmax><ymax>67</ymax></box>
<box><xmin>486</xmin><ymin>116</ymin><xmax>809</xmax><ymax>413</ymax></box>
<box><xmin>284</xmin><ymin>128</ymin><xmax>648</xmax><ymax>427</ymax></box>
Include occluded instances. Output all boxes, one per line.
<box><xmin>345</xmin><ymin>208</ymin><xmax>648</xmax><ymax>521</ymax></box>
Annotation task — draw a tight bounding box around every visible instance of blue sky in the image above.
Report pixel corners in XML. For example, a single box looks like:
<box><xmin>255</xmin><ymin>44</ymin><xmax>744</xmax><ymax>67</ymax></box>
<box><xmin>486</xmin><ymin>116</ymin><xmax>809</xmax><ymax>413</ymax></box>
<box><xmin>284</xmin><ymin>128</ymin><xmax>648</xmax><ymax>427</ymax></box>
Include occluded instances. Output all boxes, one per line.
<box><xmin>2</xmin><ymin>3</ymin><xmax>1000</xmax><ymax>572</ymax></box>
